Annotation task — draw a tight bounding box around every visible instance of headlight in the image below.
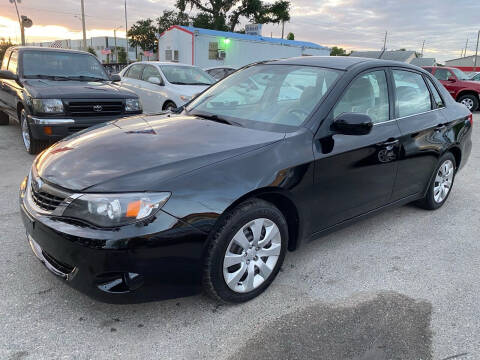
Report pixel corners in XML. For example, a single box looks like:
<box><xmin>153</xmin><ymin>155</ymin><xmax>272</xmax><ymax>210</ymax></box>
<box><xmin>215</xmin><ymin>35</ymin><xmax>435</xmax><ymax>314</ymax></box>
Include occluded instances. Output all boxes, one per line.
<box><xmin>125</xmin><ymin>98</ymin><xmax>142</xmax><ymax>112</ymax></box>
<box><xmin>180</xmin><ymin>95</ymin><xmax>192</xmax><ymax>102</ymax></box>
<box><xmin>62</xmin><ymin>192</ymin><xmax>170</xmax><ymax>227</ymax></box>
<box><xmin>32</xmin><ymin>99</ymin><xmax>64</xmax><ymax>114</ymax></box>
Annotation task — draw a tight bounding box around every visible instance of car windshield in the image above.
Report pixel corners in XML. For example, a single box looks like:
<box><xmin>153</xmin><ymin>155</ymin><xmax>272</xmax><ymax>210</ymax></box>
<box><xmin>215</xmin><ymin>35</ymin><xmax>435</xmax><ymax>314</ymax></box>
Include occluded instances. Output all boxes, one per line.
<box><xmin>22</xmin><ymin>50</ymin><xmax>109</xmax><ymax>81</ymax></box>
<box><xmin>160</xmin><ymin>65</ymin><xmax>215</xmax><ymax>85</ymax></box>
<box><xmin>186</xmin><ymin>64</ymin><xmax>341</xmax><ymax>131</ymax></box>
<box><xmin>450</xmin><ymin>68</ymin><xmax>470</xmax><ymax>80</ymax></box>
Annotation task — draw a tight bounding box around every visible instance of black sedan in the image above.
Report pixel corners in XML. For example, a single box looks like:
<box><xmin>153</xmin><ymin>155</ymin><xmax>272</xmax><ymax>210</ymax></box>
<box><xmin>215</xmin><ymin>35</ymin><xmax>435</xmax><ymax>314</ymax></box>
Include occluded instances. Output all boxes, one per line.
<box><xmin>19</xmin><ymin>56</ymin><xmax>473</xmax><ymax>303</ymax></box>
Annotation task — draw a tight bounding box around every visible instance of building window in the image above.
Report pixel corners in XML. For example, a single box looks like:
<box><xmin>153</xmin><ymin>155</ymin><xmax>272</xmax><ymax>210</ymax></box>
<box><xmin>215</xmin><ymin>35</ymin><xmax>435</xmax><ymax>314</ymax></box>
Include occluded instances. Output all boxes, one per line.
<box><xmin>173</xmin><ymin>50</ymin><xmax>179</xmax><ymax>62</ymax></box>
<box><xmin>165</xmin><ymin>49</ymin><xmax>172</xmax><ymax>61</ymax></box>
<box><xmin>209</xmin><ymin>42</ymin><xmax>218</xmax><ymax>60</ymax></box>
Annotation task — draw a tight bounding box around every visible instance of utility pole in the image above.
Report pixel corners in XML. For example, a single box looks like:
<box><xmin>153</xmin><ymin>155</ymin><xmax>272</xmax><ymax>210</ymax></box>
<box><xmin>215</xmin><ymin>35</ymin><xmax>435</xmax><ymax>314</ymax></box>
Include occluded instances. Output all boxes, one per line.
<box><xmin>474</xmin><ymin>30</ymin><xmax>480</xmax><ymax>72</ymax></box>
<box><xmin>421</xmin><ymin>40</ymin><xmax>425</xmax><ymax>57</ymax></box>
<box><xmin>463</xmin><ymin>38</ymin><xmax>469</xmax><ymax>58</ymax></box>
<box><xmin>281</xmin><ymin>21</ymin><xmax>285</xmax><ymax>39</ymax></box>
<box><xmin>80</xmin><ymin>0</ymin><xmax>87</xmax><ymax>50</ymax></box>
<box><xmin>124</xmin><ymin>0</ymin><xmax>129</xmax><ymax>63</ymax></box>
<box><xmin>113</xmin><ymin>26</ymin><xmax>121</xmax><ymax>62</ymax></box>
<box><xmin>10</xmin><ymin>0</ymin><xmax>24</xmax><ymax>45</ymax></box>
<box><xmin>383</xmin><ymin>31</ymin><xmax>388</xmax><ymax>51</ymax></box>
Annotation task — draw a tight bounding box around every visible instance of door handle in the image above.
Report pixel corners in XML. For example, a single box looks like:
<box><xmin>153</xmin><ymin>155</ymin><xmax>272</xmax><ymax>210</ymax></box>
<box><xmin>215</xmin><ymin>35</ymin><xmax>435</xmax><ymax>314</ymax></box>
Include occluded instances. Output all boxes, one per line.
<box><xmin>382</xmin><ymin>139</ymin><xmax>399</xmax><ymax>146</ymax></box>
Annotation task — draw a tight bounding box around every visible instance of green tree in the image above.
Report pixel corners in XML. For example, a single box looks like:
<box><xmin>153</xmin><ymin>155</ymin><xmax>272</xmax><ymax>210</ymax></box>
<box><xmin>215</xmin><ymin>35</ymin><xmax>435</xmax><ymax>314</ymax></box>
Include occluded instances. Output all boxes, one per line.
<box><xmin>177</xmin><ymin>0</ymin><xmax>291</xmax><ymax>32</ymax></box>
<box><xmin>128</xmin><ymin>18</ymin><xmax>157</xmax><ymax>51</ymax></box>
<box><xmin>286</xmin><ymin>32</ymin><xmax>294</xmax><ymax>40</ymax></box>
<box><xmin>330</xmin><ymin>46</ymin><xmax>349</xmax><ymax>56</ymax></box>
<box><xmin>117</xmin><ymin>47</ymin><xmax>127</xmax><ymax>63</ymax></box>
<box><xmin>0</xmin><ymin>39</ymin><xmax>14</xmax><ymax>64</ymax></box>
<box><xmin>87</xmin><ymin>46</ymin><xmax>97</xmax><ymax>57</ymax></box>
<box><xmin>156</xmin><ymin>9</ymin><xmax>190</xmax><ymax>33</ymax></box>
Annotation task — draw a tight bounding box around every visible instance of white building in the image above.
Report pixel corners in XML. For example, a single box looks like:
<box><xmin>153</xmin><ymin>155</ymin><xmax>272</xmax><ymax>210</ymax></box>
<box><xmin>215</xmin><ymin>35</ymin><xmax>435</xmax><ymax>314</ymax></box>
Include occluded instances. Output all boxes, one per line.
<box><xmin>158</xmin><ymin>25</ymin><xmax>330</xmax><ymax>68</ymax></box>
<box><xmin>28</xmin><ymin>37</ymin><xmax>139</xmax><ymax>63</ymax></box>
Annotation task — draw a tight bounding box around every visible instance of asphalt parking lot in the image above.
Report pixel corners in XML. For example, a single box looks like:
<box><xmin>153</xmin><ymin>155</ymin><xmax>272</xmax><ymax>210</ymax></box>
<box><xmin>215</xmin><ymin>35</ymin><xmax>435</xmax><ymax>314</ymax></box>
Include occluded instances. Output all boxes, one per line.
<box><xmin>0</xmin><ymin>114</ymin><xmax>478</xmax><ymax>360</ymax></box>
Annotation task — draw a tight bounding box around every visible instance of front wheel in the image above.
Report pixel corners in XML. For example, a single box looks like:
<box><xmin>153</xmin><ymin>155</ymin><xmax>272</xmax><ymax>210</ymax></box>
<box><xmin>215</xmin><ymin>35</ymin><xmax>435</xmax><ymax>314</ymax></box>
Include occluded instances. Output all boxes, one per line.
<box><xmin>203</xmin><ymin>199</ymin><xmax>288</xmax><ymax>303</ymax></box>
<box><xmin>20</xmin><ymin>109</ymin><xmax>47</xmax><ymax>154</ymax></box>
<box><xmin>458</xmin><ymin>94</ymin><xmax>479</xmax><ymax>112</ymax></box>
<box><xmin>416</xmin><ymin>152</ymin><xmax>456</xmax><ymax>210</ymax></box>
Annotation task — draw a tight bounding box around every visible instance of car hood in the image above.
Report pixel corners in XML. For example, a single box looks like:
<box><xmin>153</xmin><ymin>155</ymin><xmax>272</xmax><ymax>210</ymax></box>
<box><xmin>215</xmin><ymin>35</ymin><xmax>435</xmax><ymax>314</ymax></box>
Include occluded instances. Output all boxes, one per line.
<box><xmin>23</xmin><ymin>79</ymin><xmax>137</xmax><ymax>99</ymax></box>
<box><xmin>167</xmin><ymin>83</ymin><xmax>210</xmax><ymax>97</ymax></box>
<box><xmin>35</xmin><ymin>114</ymin><xmax>284</xmax><ymax>191</ymax></box>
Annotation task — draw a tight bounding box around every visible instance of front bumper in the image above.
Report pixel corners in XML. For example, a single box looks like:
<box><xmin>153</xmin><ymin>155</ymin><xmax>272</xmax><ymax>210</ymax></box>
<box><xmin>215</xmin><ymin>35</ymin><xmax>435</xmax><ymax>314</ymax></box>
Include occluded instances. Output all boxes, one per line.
<box><xmin>27</xmin><ymin>114</ymin><xmax>140</xmax><ymax>141</ymax></box>
<box><xmin>20</xmin><ymin>194</ymin><xmax>208</xmax><ymax>303</ymax></box>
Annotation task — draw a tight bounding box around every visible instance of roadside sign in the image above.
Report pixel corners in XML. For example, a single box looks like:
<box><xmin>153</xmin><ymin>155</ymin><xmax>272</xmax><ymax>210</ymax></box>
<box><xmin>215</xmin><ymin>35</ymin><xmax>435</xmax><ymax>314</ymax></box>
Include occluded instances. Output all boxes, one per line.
<box><xmin>245</xmin><ymin>24</ymin><xmax>263</xmax><ymax>36</ymax></box>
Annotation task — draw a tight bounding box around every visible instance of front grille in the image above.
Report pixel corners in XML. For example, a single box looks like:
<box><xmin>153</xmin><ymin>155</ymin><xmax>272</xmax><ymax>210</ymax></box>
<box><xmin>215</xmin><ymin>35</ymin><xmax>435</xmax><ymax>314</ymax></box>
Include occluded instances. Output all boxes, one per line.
<box><xmin>66</xmin><ymin>100</ymin><xmax>123</xmax><ymax>117</ymax></box>
<box><xmin>31</xmin><ymin>186</ymin><xmax>66</xmax><ymax>211</ymax></box>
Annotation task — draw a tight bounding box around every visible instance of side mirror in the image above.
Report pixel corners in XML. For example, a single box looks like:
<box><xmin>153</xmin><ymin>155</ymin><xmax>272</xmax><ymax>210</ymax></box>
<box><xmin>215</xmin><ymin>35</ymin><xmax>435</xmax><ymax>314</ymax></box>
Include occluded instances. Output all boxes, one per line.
<box><xmin>447</xmin><ymin>76</ymin><xmax>456</xmax><ymax>82</ymax></box>
<box><xmin>110</xmin><ymin>74</ymin><xmax>121</xmax><ymax>82</ymax></box>
<box><xmin>148</xmin><ymin>76</ymin><xmax>163</xmax><ymax>86</ymax></box>
<box><xmin>0</xmin><ymin>70</ymin><xmax>18</xmax><ymax>81</ymax></box>
<box><xmin>332</xmin><ymin>113</ymin><xmax>373</xmax><ymax>135</ymax></box>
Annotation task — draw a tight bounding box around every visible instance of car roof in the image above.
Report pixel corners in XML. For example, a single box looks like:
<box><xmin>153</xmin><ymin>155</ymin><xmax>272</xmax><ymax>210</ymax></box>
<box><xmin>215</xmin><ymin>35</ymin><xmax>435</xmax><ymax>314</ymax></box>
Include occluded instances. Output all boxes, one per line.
<box><xmin>264</xmin><ymin>56</ymin><xmax>426</xmax><ymax>71</ymax></box>
<box><xmin>10</xmin><ymin>46</ymin><xmax>92</xmax><ymax>55</ymax></box>
<box><xmin>132</xmin><ymin>61</ymin><xmax>198</xmax><ymax>68</ymax></box>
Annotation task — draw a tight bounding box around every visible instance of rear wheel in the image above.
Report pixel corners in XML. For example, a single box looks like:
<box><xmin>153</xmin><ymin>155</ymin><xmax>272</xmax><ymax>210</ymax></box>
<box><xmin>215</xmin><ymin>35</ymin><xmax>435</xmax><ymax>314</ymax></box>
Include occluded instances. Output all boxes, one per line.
<box><xmin>20</xmin><ymin>108</ymin><xmax>47</xmax><ymax>154</ymax></box>
<box><xmin>203</xmin><ymin>199</ymin><xmax>288</xmax><ymax>303</ymax></box>
<box><xmin>0</xmin><ymin>111</ymin><xmax>9</xmax><ymax>125</ymax></box>
<box><xmin>416</xmin><ymin>152</ymin><xmax>456</xmax><ymax>210</ymax></box>
<box><xmin>458</xmin><ymin>94</ymin><xmax>479</xmax><ymax>111</ymax></box>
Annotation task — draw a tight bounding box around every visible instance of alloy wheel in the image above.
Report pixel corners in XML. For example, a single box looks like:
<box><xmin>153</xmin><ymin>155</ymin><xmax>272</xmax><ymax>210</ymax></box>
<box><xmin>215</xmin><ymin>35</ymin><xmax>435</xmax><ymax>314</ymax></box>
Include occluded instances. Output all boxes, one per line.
<box><xmin>433</xmin><ymin>159</ymin><xmax>454</xmax><ymax>203</ymax></box>
<box><xmin>223</xmin><ymin>218</ymin><xmax>281</xmax><ymax>293</ymax></box>
<box><xmin>21</xmin><ymin>110</ymin><xmax>31</xmax><ymax>152</ymax></box>
<box><xmin>461</xmin><ymin>98</ymin><xmax>474</xmax><ymax>110</ymax></box>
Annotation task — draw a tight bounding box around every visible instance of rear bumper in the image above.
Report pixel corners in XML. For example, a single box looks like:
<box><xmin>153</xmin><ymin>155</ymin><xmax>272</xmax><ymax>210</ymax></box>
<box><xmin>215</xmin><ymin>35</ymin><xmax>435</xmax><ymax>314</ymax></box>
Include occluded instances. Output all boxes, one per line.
<box><xmin>27</xmin><ymin>114</ymin><xmax>140</xmax><ymax>141</ymax></box>
<box><xmin>20</xmin><ymin>198</ymin><xmax>208</xmax><ymax>303</ymax></box>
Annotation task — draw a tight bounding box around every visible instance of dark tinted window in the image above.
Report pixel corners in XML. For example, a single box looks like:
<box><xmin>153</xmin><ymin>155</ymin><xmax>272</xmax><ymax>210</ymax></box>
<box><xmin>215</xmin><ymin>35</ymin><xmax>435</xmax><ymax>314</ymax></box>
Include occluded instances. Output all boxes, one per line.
<box><xmin>126</xmin><ymin>64</ymin><xmax>144</xmax><ymax>80</ymax></box>
<box><xmin>7</xmin><ymin>51</ymin><xmax>18</xmax><ymax>74</ymax></box>
<box><xmin>142</xmin><ymin>65</ymin><xmax>160</xmax><ymax>81</ymax></box>
<box><xmin>424</xmin><ymin>67</ymin><xmax>433</xmax><ymax>74</ymax></box>
<box><xmin>334</xmin><ymin>70</ymin><xmax>389</xmax><ymax>124</ymax></box>
<box><xmin>425</xmin><ymin>77</ymin><xmax>444</xmax><ymax>108</ymax></box>
<box><xmin>433</xmin><ymin>68</ymin><xmax>452</xmax><ymax>81</ymax></box>
<box><xmin>393</xmin><ymin>70</ymin><xmax>432</xmax><ymax>117</ymax></box>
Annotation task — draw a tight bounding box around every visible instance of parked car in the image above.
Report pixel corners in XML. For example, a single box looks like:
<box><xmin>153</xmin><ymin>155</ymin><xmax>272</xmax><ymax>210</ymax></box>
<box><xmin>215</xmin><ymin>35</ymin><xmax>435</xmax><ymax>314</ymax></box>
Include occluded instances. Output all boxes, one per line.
<box><xmin>205</xmin><ymin>66</ymin><xmax>236</xmax><ymax>80</ymax></box>
<box><xmin>0</xmin><ymin>46</ymin><xmax>142</xmax><ymax>154</ymax></box>
<box><xmin>118</xmin><ymin>62</ymin><xmax>215</xmax><ymax>114</ymax></box>
<box><xmin>20</xmin><ymin>56</ymin><xmax>472</xmax><ymax>303</ymax></box>
<box><xmin>423</xmin><ymin>66</ymin><xmax>480</xmax><ymax>111</ymax></box>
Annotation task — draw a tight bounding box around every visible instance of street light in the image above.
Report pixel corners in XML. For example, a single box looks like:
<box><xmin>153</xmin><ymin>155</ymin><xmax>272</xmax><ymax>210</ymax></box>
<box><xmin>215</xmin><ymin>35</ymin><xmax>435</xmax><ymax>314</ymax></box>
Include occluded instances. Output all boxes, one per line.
<box><xmin>9</xmin><ymin>0</ymin><xmax>32</xmax><ymax>45</ymax></box>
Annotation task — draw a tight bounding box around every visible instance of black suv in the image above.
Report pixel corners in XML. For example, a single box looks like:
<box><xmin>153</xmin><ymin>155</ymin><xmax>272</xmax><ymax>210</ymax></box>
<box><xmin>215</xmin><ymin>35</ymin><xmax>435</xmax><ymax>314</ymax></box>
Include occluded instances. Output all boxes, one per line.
<box><xmin>0</xmin><ymin>46</ymin><xmax>142</xmax><ymax>154</ymax></box>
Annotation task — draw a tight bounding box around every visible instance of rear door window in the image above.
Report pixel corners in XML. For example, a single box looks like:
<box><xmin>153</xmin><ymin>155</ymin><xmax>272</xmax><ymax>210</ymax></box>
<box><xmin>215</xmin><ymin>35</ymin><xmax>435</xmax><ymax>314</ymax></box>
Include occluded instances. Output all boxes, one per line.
<box><xmin>425</xmin><ymin>77</ymin><xmax>445</xmax><ymax>108</ymax></box>
<box><xmin>433</xmin><ymin>68</ymin><xmax>452</xmax><ymax>81</ymax></box>
<box><xmin>393</xmin><ymin>70</ymin><xmax>432</xmax><ymax>117</ymax></box>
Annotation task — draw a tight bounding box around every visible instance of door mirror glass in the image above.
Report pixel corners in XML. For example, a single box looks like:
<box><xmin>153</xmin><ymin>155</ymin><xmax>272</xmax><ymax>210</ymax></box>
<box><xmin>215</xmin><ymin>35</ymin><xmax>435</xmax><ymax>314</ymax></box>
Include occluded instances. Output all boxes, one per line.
<box><xmin>147</xmin><ymin>76</ymin><xmax>162</xmax><ymax>85</ymax></box>
<box><xmin>0</xmin><ymin>70</ymin><xmax>18</xmax><ymax>81</ymax></box>
<box><xmin>332</xmin><ymin>113</ymin><xmax>373</xmax><ymax>135</ymax></box>
<box><xmin>110</xmin><ymin>74</ymin><xmax>121</xmax><ymax>82</ymax></box>
<box><xmin>447</xmin><ymin>76</ymin><xmax>456</xmax><ymax>82</ymax></box>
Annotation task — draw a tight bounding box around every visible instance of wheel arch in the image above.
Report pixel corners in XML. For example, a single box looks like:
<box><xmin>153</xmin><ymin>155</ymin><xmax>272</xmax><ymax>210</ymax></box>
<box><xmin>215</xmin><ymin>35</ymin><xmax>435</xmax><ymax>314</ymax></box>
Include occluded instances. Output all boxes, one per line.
<box><xmin>446</xmin><ymin>146</ymin><xmax>462</xmax><ymax>169</ymax></box>
<box><xmin>456</xmin><ymin>89</ymin><xmax>479</xmax><ymax>101</ymax></box>
<box><xmin>162</xmin><ymin>100</ymin><xmax>177</xmax><ymax>110</ymax></box>
<box><xmin>214</xmin><ymin>187</ymin><xmax>301</xmax><ymax>252</ymax></box>
<box><xmin>16</xmin><ymin>101</ymin><xmax>24</xmax><ymax>121</ymax></box>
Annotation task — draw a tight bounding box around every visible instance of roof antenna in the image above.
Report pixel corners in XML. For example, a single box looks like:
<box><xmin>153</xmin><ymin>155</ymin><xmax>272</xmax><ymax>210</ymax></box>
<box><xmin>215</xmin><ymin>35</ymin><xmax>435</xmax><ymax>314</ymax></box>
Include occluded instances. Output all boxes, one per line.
<box><xmin>378</xmin><ymin>31</ymin><xmax>387</xmax><ymax>59</ymax></box>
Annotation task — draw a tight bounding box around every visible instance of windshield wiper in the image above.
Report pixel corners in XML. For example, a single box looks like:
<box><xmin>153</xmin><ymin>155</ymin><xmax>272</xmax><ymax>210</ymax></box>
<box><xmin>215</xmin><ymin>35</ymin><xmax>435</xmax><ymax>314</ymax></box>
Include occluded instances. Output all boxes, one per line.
<box><xmin>193</xmin><ymin>113</ymin><xmax>242</xmax><ymax>127</ymax></box>
<box><xmin>66</xmin><ymin>75</ymin><xmax>109</xmax><ymax>82</ymax></box>
<box><xmin>24</xmin><ymin>74</ymin><xmax>71</xmax><ymax>81</ymax></box>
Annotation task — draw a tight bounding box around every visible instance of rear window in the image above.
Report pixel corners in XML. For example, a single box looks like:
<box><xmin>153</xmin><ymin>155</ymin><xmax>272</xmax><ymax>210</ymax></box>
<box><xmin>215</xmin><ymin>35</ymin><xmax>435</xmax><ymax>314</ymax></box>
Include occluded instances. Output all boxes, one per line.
<box><xmin>423</xmin><ymin>67</ymin><xmax>433</xmax><ymax>74</ymax></box>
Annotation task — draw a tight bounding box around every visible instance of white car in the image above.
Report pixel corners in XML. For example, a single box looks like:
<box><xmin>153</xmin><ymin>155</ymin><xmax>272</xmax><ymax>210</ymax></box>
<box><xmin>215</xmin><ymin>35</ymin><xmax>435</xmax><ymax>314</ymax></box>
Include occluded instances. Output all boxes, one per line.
<box><xmin>118</xmin><ymin>62</ymin><xmax>215</xmax><ymax>114</ymax></box>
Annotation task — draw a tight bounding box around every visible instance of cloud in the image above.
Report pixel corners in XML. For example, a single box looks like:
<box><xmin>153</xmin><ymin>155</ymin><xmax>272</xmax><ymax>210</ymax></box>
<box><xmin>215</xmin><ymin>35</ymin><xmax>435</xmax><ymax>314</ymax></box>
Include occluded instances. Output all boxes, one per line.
<box><xmin>1</xmin><ymin>0</ymin><xmax>479</xmax><ymax>62</ymax></box>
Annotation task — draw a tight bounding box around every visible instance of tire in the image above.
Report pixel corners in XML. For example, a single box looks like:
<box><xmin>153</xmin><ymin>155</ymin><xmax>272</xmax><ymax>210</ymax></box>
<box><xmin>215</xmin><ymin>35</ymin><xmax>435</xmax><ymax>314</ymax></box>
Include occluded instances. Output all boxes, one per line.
<box><xmin>203</xmin><ymin>199</ymin><xmax>288</xmax><ymax>303</ymax></box>
<box><xmin>0</xmin><ymin>111</ymin><xmax>9</xmax><ymax>125</ymax></box>
<box><xmin>20</xmin><ymin>108</ymin><xmax>47</xmax><ymax>154</ymax></box>
<box><xmin>458</xmin><ymin>94</ymin><xmax>479</xmax><ymax>112</ymax></box>
<box><xmin>163</xmin><ymin>101</ymin><xmax>177</xmax><ymax>112</ymax></box>
<box><xmin>416</xmin><ymin>152</ymin><xmax>456</xmax><ymax>210</ymax></box>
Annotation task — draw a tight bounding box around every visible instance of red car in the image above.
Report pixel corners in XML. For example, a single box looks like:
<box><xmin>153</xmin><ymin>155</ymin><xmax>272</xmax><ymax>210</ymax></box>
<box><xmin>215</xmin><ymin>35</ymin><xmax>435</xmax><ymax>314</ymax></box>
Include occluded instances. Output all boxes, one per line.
<box><xmin>423</xmin><ymin>66</ymin><xmax>480</xmax><ymax>111</ymax></box>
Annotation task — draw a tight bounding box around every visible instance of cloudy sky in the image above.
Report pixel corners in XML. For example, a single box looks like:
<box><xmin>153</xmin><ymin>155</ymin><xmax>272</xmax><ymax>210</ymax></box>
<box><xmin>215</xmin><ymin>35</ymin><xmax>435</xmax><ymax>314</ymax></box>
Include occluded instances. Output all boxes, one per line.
<box><xmin>1</xmin><ymin>0</ymin><xmax>479</xmax><ymax>62</ymax></box>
